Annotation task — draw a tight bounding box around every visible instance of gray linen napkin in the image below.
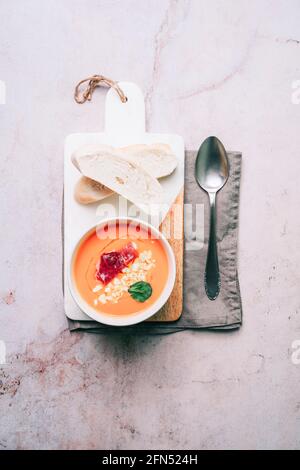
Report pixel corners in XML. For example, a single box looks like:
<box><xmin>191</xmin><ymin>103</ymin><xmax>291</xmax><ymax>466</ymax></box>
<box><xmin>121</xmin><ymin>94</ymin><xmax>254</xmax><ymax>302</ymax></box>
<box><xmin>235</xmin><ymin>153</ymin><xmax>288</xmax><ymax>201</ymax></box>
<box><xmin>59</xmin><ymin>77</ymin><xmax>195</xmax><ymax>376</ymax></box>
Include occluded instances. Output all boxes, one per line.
<box><xmin>66</xmin><ymin>150</ymin><xmax>242</xmax><ymax>333</ymax></box>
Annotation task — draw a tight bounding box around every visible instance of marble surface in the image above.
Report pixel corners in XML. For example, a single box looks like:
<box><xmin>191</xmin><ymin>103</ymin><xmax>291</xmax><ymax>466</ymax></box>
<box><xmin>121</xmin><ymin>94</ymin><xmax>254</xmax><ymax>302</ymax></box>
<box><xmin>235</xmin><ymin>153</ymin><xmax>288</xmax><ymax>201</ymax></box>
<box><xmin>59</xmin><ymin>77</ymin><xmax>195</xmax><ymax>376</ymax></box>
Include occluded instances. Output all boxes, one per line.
<box><xmin>0</xmin><ymin>0</ymin><xmax>300</xmax><ymax>450</ymax></box>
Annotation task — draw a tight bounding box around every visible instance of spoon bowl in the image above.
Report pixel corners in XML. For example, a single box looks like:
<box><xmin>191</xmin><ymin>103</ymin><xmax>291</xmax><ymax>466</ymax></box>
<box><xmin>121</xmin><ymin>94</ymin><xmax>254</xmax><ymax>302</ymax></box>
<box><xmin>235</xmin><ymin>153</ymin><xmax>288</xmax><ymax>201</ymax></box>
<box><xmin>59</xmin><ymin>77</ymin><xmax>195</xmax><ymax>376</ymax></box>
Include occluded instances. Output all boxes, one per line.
<box><xmin>195</xmin><ymin>136</ymin><xmax>229</xmax><ymax>192</ymax></box>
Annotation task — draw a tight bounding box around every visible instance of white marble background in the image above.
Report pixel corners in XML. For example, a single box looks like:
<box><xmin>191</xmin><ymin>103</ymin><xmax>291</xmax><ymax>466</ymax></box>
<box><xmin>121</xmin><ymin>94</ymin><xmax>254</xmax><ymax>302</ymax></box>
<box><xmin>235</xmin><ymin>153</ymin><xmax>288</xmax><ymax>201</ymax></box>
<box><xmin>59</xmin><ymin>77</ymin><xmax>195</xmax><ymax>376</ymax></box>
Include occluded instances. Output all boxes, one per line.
<box><xmin>0</xmin><ymin>0</ymin><xmax>300</xmax><ymax>449</ymax></box>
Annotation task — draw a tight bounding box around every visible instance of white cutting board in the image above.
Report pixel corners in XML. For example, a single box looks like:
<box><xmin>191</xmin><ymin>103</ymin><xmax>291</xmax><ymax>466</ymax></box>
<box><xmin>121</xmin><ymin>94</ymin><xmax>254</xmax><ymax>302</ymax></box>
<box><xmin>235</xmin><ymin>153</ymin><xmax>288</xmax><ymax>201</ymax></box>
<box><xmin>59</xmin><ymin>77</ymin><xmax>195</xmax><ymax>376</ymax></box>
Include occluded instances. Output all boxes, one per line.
<box><xmin>64</xmin><ymin>82</ymin><xmax>184</xmax><ymax>321</ymax></box>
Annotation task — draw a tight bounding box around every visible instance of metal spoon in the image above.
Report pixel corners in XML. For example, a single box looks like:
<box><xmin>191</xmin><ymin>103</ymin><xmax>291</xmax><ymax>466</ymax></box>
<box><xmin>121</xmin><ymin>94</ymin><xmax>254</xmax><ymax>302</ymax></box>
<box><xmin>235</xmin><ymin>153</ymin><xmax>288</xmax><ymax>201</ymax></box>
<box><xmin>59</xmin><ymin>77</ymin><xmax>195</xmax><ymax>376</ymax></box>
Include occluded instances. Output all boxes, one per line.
<box><xmin>195</xmin><ymin>136</ymin><xmax>229</xmax><ymax>300</ymax></box>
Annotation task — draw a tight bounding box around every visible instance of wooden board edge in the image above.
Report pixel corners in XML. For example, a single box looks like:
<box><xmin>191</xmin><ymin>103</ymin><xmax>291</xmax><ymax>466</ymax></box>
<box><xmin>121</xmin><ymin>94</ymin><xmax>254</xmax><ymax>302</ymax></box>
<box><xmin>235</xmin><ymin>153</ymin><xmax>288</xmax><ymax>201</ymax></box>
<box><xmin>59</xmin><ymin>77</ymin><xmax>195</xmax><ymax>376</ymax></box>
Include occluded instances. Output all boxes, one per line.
<box><xmin>147</xmin><ymin>187</ymin><xmax>184</xmax><ymax>322</ymax></box>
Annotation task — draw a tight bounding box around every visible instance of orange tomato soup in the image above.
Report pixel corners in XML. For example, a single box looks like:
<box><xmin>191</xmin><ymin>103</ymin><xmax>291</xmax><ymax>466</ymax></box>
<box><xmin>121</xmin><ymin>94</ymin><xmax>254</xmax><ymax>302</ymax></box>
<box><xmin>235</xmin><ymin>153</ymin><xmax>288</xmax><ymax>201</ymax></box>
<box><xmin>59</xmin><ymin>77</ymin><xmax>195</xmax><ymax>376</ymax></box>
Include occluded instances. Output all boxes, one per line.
<box><xmin>73</xmin><ymin>222</ymin><xmax>169</xmax><ymax>316</ymax></box>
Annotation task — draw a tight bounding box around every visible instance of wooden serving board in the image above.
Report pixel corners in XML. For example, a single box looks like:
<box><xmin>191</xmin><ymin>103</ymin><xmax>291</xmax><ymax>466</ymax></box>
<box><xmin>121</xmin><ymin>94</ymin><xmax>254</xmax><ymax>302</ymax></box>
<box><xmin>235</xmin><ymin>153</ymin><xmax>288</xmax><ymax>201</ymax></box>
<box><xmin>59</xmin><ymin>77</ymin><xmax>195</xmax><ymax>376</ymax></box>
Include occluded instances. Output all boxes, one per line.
<box><xmin>149</xmin><ymin>188</ymin><xmax>184</xmax><ymax>322</ymax></box>
<box><xmin>64</xmin><ymin>82</ymin><xmax>184</xmax><ymax>323</ymax></box>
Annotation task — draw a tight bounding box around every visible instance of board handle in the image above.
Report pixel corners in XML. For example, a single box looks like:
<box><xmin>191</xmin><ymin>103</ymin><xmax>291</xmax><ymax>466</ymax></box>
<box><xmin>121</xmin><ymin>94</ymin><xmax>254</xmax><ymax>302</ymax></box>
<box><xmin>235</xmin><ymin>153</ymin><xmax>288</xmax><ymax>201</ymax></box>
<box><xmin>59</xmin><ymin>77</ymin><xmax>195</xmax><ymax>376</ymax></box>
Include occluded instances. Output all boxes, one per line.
<box><xmin>105</xmin><ymin>82</ymin><xmax>145</xmax><ymax>140</ymax></box>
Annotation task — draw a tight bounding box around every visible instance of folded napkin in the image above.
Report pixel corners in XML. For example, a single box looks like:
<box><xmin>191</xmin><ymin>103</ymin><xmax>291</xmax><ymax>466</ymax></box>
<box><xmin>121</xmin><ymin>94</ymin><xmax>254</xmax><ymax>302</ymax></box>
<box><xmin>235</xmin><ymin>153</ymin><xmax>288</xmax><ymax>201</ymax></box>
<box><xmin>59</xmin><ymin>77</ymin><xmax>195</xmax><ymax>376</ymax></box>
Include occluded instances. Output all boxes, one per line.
<box><xmin>66</xmin><ymin>150</ymin><xmax>242</xmax><ymax>333</ymax></box>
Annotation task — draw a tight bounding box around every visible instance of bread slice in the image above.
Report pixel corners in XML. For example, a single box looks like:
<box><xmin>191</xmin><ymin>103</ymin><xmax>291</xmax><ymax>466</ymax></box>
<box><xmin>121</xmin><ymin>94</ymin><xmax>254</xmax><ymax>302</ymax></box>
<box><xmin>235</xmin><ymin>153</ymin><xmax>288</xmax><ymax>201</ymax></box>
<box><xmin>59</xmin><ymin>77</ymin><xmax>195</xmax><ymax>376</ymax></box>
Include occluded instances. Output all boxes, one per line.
<box><xmin>73</xmin><ymin>143</ymin><xmax>177</xmax><ymax>205</ymax></box>
<box><xmin>119</xmin><ymin>143</ymin><xmax>177</xmax><ymax>178</ymax></box>
<box><xmin>72</xmin><ymin>147</ymin><xmax>165</xmax><ymax>211</ymax></box>
<box><xmin>74</xmin><ymin>176</ymin><xmax>113</xmax><ymax>204</ymax></box>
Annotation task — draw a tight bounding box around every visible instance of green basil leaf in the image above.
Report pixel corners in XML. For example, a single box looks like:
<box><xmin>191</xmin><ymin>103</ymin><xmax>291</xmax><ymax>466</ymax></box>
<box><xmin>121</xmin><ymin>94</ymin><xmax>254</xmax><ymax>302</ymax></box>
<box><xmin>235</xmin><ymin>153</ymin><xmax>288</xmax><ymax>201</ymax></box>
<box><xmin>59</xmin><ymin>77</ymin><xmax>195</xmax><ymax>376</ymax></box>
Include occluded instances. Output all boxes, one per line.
<box><xmin>128</xmin><ymin>281</ymin><xmax>152</xmax><ymax>303</ymax></box>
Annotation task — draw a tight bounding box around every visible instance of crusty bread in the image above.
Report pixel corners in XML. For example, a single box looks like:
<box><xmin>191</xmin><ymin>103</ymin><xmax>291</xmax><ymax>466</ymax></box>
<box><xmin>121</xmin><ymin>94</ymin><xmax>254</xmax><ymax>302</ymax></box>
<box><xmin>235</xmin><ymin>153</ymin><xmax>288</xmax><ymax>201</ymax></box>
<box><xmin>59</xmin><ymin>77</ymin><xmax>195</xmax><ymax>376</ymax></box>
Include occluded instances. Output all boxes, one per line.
<box><xmin>72</xmin><ymin>143</ymin><xmax>177</xmax><ymax>205</ymax></box>
<box><xmin>119</xmin><ymin>143</ymin><xmax>177</xmax><ymax>178</ymax></box>
<box><xmin>74</xmin><ymin>176</ymin><xmax>113</xmax><ymax>204</ymax></box>
<box><xmin>72</xmin><ymin>146</ymin><xmax>165</xmax><ymax>211</ymax></box>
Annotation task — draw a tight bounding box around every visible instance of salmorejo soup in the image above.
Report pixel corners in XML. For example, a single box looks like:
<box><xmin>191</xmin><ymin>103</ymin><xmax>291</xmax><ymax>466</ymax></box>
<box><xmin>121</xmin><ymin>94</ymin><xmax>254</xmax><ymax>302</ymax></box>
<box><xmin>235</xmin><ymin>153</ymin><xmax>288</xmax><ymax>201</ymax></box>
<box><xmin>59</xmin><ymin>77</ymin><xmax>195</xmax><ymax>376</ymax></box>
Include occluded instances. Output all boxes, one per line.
<box><xmin>71</xmin><ymin>219</ymin><xmax>174</xmax><ymax>319</ymax></box>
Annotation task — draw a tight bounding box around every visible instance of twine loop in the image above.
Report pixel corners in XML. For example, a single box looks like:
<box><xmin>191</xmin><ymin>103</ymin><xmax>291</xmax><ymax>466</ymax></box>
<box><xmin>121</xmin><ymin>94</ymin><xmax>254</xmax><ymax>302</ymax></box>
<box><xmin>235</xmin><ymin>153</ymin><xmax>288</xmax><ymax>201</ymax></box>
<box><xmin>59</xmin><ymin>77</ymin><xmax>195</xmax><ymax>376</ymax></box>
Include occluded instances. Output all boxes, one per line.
<box><xmin>74</xmin><ymin>75</ymin><xmax>127</xmax><ymax>104</ymax></box>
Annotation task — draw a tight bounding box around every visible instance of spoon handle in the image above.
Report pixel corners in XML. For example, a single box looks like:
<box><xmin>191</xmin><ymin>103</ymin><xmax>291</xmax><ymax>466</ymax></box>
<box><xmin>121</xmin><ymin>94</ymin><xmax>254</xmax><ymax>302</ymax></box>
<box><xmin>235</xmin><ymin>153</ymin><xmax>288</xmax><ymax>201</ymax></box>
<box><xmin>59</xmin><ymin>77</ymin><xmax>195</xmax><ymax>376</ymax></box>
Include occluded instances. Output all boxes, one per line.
<box><xmin>205</xmin><ymin>192</ymin><xmax>220</xmax><ymax>300</ymax></box>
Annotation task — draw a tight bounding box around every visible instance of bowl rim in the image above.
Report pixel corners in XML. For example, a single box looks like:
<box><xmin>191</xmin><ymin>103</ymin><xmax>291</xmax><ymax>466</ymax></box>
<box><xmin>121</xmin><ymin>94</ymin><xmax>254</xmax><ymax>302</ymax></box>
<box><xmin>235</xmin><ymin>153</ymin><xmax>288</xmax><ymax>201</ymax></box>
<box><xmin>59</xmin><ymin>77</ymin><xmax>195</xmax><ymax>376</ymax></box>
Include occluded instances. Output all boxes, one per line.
<box><xmin>68</xmin><ymin>216</ymin><xmax>176</xmax><ymax>326</ymax></box>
